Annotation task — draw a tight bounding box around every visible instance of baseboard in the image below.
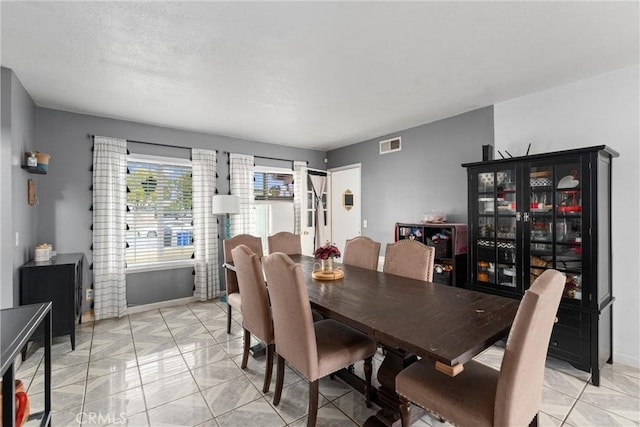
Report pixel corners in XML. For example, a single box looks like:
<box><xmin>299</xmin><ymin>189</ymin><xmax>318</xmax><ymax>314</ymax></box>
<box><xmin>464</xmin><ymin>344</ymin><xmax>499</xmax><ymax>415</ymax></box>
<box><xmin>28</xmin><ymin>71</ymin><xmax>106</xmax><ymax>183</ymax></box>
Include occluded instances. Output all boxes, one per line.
<box><xmin>613</xmin><ymin>352</ymin><xmax>640</xmax><ymax>369</ymax></box>
<box><xmin>127</xmin><ymin>296</ymin><xmax>198</xmax><ymax>315</ymax></box>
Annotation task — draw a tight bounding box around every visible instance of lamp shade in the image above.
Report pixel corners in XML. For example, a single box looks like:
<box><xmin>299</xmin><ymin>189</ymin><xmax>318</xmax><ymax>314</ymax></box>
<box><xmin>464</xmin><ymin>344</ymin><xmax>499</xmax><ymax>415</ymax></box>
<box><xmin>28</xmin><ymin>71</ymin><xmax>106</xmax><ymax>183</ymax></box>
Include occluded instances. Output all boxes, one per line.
<box><xmin>212</xmin><ymin>194</ymin><xmax>240</xmax><ymax>215</ymax></box>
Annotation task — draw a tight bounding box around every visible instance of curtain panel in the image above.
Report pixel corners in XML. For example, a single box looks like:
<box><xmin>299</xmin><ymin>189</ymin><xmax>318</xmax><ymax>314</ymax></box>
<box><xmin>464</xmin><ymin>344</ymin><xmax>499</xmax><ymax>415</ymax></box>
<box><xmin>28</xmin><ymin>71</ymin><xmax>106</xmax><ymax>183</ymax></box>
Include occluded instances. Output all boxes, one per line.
<box><xmin>293</xmin><ymin>160</ymin><xmax>306</xmax><ymax>235</ymax></box>
<box><xmin>309</xmin><ymin>174</ymin><xmax>327</xmax><ymax>248</ymax></box>
<box><xmin>92</xmin><ymin>136</ymin><xmax>128</xmax><ymax>320</ymax></box>
<box><xmin>192</xmin><ymin>149</ymin><xmax>220</xmax><ymax>300</ymax></box>
<box><xmin>229</xmin><ymin>153</ymin><xmax>255</xmax><ymax>236</ymax></box>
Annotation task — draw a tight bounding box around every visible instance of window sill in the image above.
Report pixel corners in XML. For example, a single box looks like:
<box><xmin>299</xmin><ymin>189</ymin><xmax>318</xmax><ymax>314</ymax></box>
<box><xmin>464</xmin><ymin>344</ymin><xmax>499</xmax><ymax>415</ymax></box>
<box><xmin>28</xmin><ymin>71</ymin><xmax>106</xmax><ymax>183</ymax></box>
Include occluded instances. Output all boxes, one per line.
<box><xmin>126</xmin><ymin>260</ymin><xmax>194</xmax><ymax>274</ymax></box>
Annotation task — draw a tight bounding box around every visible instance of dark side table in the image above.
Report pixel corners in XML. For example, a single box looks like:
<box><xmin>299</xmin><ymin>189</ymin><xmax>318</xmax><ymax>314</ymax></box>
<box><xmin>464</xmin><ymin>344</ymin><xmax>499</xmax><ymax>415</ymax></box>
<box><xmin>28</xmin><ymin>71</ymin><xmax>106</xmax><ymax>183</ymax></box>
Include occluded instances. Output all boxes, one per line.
<box><xmin>1</xmin><ymin>302</ymin><xmax>52</xmax><ymax>426</ymax></box>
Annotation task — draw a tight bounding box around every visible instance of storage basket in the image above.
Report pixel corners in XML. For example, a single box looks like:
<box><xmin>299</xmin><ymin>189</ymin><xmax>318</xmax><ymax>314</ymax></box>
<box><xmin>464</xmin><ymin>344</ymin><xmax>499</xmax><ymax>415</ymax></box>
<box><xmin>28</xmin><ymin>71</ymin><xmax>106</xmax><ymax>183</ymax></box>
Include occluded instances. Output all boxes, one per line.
<box><xmin>35</xmin><ymin>152</ymin><xmax>50</xmax><ymax>171</ymax></box>
<box><xmin>427</xmin><ymin>239</ymin><xmax>451</xmax><ymax>258</ymax></box>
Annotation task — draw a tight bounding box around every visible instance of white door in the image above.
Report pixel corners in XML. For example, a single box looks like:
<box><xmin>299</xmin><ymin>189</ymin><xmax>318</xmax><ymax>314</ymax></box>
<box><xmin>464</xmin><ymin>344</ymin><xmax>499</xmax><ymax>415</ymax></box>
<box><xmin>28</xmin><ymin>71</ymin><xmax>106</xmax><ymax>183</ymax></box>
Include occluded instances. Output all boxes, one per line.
<box><xmin>329</xmin><ymin>164</ymin><xmax>361</xmax><ymax>258</ymax></box>
<box><xmin>300</xmin><ymin>168</ymin><xmax>330</xmax><ymax>256</ymax></box>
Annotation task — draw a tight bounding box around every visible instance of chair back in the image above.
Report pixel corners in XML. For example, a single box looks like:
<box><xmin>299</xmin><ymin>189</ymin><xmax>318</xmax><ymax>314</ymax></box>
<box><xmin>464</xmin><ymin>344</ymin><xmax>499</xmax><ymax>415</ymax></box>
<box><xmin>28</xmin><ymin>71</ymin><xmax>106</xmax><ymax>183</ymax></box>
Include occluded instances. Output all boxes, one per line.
<box><xmin>494</xmin><ymin>269</ymin><xmax>565</xmax><ymax>426</ymax></box>
<box><xmin>343</xmin><ymin>236</ymin><xmax>381</xmax><ymax>270</ymax></box>
<box><xmin>383</xmin><ymin>240</ymin><xmax>435</xmax><ymax>281</ymax></box>
<box><xmin>268</xmin><ymin>232</ymin><xmax>302</xmax><ymax>255</ymax></box>
<box><xmin>223</xmin><ymin>234</ymin><xmax>263</xmax><ymax>295</ymax></box>
<box><xmin>231</xmin><ymin>244</ymin><xmax>273</xmax><ymax>342</ymax></box>
<box><xmin>263</xmin><ymin>252</ymin><xmax>318</xmax><ymax>379</ymax></box>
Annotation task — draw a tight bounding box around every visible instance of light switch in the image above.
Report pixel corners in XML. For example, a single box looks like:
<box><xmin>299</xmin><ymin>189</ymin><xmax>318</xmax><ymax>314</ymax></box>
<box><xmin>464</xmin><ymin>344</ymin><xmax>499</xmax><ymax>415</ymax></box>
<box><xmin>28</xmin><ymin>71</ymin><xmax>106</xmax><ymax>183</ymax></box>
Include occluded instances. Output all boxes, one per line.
<box><xmin>363</xmin><ymin>220</ymin><xmax>368</xmax><ymax>228</ymax></box>
<box><xmin>15</xmin><ymin>231</ymin><xmax>19</xmax><ymax>247</ymax></box>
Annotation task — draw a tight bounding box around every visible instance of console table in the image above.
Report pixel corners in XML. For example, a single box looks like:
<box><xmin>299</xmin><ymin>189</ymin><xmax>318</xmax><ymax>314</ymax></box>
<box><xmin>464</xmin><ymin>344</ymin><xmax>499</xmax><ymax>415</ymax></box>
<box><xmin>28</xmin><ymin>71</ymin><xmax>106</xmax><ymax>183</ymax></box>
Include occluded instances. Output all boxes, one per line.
<box><xmin>1</xmin><ymin>303</ymin><xmax>52</xmax><ymax>426</ymax></box>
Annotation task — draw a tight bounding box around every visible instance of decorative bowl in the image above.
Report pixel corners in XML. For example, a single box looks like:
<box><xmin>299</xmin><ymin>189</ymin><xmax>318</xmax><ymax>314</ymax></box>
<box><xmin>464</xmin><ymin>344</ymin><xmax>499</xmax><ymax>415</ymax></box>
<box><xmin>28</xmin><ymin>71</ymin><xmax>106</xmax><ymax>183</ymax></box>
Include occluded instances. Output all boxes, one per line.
<box><xmin>423</xmin><ymin>211</ymin><xmax>446</xmax><ymax>223</ymax></box>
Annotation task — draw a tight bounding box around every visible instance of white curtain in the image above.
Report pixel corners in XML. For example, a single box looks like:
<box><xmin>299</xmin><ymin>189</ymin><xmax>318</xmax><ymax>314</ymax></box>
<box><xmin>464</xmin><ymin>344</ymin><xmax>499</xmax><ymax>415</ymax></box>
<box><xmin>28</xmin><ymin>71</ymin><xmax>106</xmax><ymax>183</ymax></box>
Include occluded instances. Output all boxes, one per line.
<box><xmin>192</xmin><ymin>149</ymin><xmax>220</xmax><ymax>300</ymax></box>
<box><xmin>293</xmin><ymin>160</ymin><xmax>306</xmax><ymax>235</ymax></box>
<box><xmin>309</xmin><ymin>173</ymin><xmax>327</xmax><ymax>248</ymax></box>
<box><xmin>92</xmin><ymin>136</ymin><xmax>128</xmax><ymax>320</ymax></box>
<box><xmin>229</xmin><ymin>153</ymin><xmax>255</xmax><ymax>236</ymax></box>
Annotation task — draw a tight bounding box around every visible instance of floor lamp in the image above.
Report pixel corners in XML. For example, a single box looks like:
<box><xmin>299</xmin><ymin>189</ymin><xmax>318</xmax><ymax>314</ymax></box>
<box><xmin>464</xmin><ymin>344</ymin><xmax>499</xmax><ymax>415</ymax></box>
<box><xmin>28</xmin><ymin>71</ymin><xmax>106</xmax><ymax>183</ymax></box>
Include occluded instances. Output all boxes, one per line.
<box><xmin>212</xmin><ymin>194</ymin><xmax>240</xmax><ymax>303</ymax></box>
<box><xmin>212</xmin><ymin>194</ymin><xmax>240</xmax><ymax>239</ymax></box>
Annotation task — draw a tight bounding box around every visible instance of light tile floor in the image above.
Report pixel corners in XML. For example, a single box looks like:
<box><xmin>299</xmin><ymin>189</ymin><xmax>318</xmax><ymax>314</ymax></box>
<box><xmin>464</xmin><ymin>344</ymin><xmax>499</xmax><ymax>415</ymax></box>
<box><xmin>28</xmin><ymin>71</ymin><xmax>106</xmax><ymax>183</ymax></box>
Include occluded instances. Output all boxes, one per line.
<box><xmin>16</xmin><ymin>299</ymin><xmax>640</xmax><ymax>426</ymax></box>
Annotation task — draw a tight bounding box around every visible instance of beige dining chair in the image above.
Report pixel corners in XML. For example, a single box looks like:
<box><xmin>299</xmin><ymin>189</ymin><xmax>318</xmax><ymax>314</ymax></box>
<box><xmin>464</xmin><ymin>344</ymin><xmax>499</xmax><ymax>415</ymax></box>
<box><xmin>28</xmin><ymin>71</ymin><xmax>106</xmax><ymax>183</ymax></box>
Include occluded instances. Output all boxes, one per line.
<box><xmin>396</xmin><ymin>269</ymin><xmax>565</xmax><ymax>427</ymax></box>
<box><xmin>231</xmin><ymin>244</ymin><xmax>275</xmax><ymax>393</ymax></box>
<box><xmin>383</xmin><ymin>240</ymin><xmax>435</xmax><ymax>282</ymax></box>
<box><xmin>343</xmin><ymin>236</ymin><xmax>381</xmax><ymax>270</ymax></box>
<box><xmin>223</xmin><ymin>234</ymin><xmax>264</xmax><ymax>334</ymax></box>
<box><xmin>263</xmin><ymin>252</ymin><xmax>378</xmax><ymax>427</ymax></box>
<box><xmin>267</xmin><ymin>231</ymin><xmax>302</xmax><ymax>255</ymax></box>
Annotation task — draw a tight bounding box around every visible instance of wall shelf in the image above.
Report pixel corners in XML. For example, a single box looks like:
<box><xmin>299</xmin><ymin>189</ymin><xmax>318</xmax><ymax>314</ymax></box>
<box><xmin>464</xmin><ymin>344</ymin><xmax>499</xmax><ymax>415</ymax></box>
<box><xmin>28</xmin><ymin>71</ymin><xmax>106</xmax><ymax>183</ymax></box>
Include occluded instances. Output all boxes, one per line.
<box><xmin>21</xmin><ymin>165</ymin><xmax>46</xmax><ymax>175</ymax></box>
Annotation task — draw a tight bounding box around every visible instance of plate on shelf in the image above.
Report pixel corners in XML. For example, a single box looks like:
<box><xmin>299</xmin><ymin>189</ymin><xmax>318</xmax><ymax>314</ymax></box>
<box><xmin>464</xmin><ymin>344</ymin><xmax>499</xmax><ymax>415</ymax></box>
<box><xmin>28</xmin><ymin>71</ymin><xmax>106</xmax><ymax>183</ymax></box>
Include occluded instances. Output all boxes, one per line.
<box><xmin>558</xmin><ymin>175</ymin><xmax>579</xmax><ymax>189</ymax></box>
<box><xmin>530</xmin><ymin>178</ymin><xmax>552</xmax><ymax>187</ymax></box>
<box><xmin>479</xmin><ymin>172</ymin><xmax>507</xmax><ymax>186</ymax></box>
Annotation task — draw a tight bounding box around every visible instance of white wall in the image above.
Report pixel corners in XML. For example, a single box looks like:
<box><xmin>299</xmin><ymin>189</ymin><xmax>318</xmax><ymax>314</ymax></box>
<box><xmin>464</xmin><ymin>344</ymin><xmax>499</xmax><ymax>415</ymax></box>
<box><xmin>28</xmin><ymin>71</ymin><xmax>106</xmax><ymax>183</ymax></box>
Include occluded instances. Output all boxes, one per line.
<box><xmin>494</xmin><ymin>65</ymin><xmax>640</xmax><ymax>367</ymax></box>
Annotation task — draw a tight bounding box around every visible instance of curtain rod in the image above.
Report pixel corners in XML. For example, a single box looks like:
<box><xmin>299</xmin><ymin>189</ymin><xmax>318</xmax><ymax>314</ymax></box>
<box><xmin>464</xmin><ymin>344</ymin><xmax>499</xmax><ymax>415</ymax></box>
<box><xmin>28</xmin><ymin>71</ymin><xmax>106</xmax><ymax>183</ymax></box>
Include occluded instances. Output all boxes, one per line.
<box><xmin>224</xmin><ymin>151</ymin><xmax>308</xmax><ymax>164</ymax></box>
<box><xmin>89</xmin><ymin>134</ymin><xmax>197</xmax><ymax>152</ymax></box>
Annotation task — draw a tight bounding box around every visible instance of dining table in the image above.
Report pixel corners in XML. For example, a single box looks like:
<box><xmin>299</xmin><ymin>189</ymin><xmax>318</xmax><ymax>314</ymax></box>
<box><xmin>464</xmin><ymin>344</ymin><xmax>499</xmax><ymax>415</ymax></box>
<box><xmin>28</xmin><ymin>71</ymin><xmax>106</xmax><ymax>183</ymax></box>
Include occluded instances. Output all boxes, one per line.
<box><xmin>224</xmin><ymin>254</ymin><xmax>520</xmax><ymax>426</ymax></box>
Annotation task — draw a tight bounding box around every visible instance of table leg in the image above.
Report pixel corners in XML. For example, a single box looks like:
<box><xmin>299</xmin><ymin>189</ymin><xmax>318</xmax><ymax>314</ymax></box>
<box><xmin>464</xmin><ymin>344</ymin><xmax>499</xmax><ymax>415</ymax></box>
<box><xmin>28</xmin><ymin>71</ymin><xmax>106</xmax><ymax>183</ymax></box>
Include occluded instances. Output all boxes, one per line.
<box><xmin>2</xmin><ymin>365</ymin><xmax>15</xmax><ymax>427</ymax></box>
<box><xmin>365</xmin><ymin>346</ymin><xmax>424</xmax><ymax>427</ymax></box>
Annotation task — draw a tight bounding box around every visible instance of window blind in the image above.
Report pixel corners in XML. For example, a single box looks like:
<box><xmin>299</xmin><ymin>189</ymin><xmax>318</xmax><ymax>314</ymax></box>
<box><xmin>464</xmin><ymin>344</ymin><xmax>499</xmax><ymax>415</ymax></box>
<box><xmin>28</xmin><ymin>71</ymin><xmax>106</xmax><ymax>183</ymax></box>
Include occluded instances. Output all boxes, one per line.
<box><xmin>126</xmin><ymin>156</ymin><xmax>193</xmax><ymax>268</ymax></box>
<box><xmin>254</xmin><ymin>171</ymin><xmax>294</xmax><ymax>200</ymax></box>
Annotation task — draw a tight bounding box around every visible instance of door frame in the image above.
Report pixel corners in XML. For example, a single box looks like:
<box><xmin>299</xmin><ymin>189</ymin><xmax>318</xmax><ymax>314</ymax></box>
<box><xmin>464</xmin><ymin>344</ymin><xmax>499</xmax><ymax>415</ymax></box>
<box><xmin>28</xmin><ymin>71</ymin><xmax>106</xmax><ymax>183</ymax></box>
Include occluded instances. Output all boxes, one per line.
<box><xmin>328</xmin><ymin>163</ymin><xmax>362</xmax><ymax>257</ymax></box>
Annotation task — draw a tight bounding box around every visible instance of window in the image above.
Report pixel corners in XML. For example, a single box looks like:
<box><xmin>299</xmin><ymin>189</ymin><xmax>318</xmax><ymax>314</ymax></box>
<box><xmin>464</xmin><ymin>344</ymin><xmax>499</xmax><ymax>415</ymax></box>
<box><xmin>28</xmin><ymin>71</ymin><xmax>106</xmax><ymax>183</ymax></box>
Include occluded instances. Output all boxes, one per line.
<box><xmin>125</xmin><ymin>154</ymin><xmax>193</xmax><ymax>270</ymax></box>
<box><xmin>254</xmin><ymin>167</ymin><xmax>295</xmax><ymax>249</ymax></box>
<box><xmin>254</xmin><ymin>171</ymin><xmax>294</xmax><ymax>200</ymax></box>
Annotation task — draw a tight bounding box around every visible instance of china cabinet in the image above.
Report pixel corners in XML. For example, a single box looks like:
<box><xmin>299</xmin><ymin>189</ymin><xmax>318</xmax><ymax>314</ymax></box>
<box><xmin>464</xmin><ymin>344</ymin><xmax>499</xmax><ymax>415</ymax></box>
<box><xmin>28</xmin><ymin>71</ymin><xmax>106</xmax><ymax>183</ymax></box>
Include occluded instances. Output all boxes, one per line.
<box><xmin>463</xmin><ymin>145</ymin><xmax>618</xmax><ymax>385</ymax></box>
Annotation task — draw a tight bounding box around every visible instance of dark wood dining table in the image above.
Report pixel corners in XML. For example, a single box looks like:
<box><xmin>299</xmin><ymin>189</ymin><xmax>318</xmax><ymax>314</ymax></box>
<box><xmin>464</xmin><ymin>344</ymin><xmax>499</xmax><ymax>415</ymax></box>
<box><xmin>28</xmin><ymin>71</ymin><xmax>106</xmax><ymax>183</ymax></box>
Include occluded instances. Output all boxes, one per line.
<box><xmin>288</xmin><ymin>255</ymin><xmax>520</xmax><ymax>426</ymax></box>
<box><xmin>225</xmin><ymin>254</ymin><xmax>520</xmax><ymax>426</ymax></box>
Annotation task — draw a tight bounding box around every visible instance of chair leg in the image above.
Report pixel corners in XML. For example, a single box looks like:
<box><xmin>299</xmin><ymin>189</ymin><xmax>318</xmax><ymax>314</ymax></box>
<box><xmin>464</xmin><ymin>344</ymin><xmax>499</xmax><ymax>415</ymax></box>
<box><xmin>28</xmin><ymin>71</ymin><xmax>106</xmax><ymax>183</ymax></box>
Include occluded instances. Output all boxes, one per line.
<box><xmin>273</xmin><ymin>354</ymin><xmax>285</xmax><ymax>406</ymax></box>
<box><xmin>363</xmin><ymin>356</ymin><xmax>373</xmax><ymax>408</ymax></box>
<box><xmin>227</xmin><ymin>305</ymin><xmax>232</xmax><ymax>334</ymax></box>
<box><xmin>241</xmin><ymin>328</ymin><xmax>250</xmax><ymax>369</ymax></box>
<box><xmin>529</xmin><ymin>413</ymin><xmax>539</xmax><ymax>427</ymax></box>
<box><xmin>263</xmin><ymin>343</ymin><xmax>275</xmax><ymax>393</ymax></box>
<box><xmin>307</xmin><ymin>379</ymin><xmax>319</xmax><ymax>427</ymax></box>
<box><xmin>399</xmin><ymin>395</ymin><xmax>411</xmax><ymax>427</ymax></box>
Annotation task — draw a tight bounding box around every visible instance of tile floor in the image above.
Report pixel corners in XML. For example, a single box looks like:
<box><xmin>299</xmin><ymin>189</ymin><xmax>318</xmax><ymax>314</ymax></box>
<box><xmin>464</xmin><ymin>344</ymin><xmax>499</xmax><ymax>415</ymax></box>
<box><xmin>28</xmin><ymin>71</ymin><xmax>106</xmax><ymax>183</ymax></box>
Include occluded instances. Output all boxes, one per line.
<box><xmin>15</xmin><ymin>299</ymin><xmax>640</xmax><ymax>426</ymax></box>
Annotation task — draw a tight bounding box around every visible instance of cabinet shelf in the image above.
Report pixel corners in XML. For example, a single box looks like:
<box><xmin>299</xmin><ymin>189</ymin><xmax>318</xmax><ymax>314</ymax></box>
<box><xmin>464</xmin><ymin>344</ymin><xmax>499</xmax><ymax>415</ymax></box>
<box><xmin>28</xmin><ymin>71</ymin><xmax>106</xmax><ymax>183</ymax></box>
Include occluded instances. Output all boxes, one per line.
<box><xmin>21</xmin><ymin>165</ymin><xmax>46</xmax><ymax>174</ymax></box>
<box><xmin>395</xmin><ymin>223</ymin><xmax>467</xmax><ymax>287</ymax></box>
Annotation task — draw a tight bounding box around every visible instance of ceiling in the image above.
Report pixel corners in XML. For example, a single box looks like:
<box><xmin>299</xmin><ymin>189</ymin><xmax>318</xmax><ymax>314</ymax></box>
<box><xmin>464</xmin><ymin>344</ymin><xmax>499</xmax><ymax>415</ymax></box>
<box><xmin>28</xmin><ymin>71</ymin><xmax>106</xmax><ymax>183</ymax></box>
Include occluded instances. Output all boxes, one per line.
<box><xmin>2</xmin><ymin>2</ymin><xmax>638</xmax><ymax>151</ymax></box>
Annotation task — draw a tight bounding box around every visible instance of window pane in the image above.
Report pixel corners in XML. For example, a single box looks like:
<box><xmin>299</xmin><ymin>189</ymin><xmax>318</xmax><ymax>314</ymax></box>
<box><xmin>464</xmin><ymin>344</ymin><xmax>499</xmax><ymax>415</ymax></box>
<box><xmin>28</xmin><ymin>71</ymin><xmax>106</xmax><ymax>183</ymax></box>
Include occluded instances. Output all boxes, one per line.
<box><xmin>126</xmin><ymin>160</ymin><xmax>193</xmax><ymax>266</ymax></box>
<box><xmin>254</xmin><ymin>171</ymin><xmax>294</xmax><ymax>200</ymax></box>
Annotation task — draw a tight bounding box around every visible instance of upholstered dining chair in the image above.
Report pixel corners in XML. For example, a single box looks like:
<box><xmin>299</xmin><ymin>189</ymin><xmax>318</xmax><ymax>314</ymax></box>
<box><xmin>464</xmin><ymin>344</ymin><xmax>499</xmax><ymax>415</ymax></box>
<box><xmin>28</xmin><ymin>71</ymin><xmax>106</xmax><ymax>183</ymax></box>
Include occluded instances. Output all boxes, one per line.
<box><xmin>231</xmin><ymin>244</ymin><xmax>275</xmax><ymax>393</ymax></box>
<box><xmin>396</xmin><ymin>269</ymin><xmax>565</xmax><ymax>427</ymax></box>
<box><xmin>383</xmin><ymin>240</ymin><xmax>435</xmax><ymax>282</ymax></box>
<box><xmin>263</xmin><ymin>252</ymin><xmax>378</xmax><ymax>427</ymax></box>
<box><xmin>343</xmin><ymin>236</ymin><xmax>381</xmax><ymax>270</ymax></box>
<box><xmin>223</xmin><ymin>234</ymin><xmax>263</xmax><ymax>334</ymax></box>
<box><xmin>267</xmin><ymin>231</ymin><xmax>302</xmax><ymax>255</ymax></box>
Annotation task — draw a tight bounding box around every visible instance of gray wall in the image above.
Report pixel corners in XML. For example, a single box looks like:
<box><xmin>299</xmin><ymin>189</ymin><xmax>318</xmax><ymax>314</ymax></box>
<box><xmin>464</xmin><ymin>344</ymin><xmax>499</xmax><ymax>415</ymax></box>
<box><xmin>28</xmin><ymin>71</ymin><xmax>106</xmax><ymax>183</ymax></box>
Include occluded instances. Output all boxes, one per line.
<box><xmin>326</xmin><ymin>107</ymin><xmax>494</xmax><ymax>246</ymax></box>
<box><xmin>0</xmin><ymin>68</ymin><xmax>38</xmax><ymax>308</ymax></box>
<box><xmin>35</xmin><ymin>108</ymin><xmax>325</xmax><ymax>307</ymax></box>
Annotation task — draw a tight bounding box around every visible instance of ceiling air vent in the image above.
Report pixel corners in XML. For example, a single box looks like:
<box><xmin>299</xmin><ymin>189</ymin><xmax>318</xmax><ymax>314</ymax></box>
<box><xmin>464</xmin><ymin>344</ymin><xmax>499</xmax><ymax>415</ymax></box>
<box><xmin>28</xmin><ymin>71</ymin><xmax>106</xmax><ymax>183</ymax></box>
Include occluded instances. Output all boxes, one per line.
<box><xmin>379</xmin><ymin>137</ymin><xmax>401</xmax><ymax>155</ymax></box>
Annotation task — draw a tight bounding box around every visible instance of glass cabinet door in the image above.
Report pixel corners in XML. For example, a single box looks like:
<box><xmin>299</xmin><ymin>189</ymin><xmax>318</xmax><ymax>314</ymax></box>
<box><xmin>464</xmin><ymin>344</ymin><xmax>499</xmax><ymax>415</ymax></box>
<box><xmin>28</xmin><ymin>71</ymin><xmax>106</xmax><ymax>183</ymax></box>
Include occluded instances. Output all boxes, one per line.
<box><xmin>475</xmin><ymin>167</ymin><xmax>518</xmax><ymax>292</ymax></box>
<box><xmin>527</xmin><ymin>161</ymin><xmax>583</xmax><ymax>301</ymax></box>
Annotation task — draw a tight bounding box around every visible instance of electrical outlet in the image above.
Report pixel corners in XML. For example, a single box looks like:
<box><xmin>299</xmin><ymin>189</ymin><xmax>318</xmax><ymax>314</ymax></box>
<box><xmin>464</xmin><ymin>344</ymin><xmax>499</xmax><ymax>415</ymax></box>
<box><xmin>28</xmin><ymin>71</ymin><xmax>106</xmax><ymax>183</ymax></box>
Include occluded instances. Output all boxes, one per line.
<box><xmin>86</xmin><ymin>289</ymin><xmax>94</xmax><ymax>300</ymax></box>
